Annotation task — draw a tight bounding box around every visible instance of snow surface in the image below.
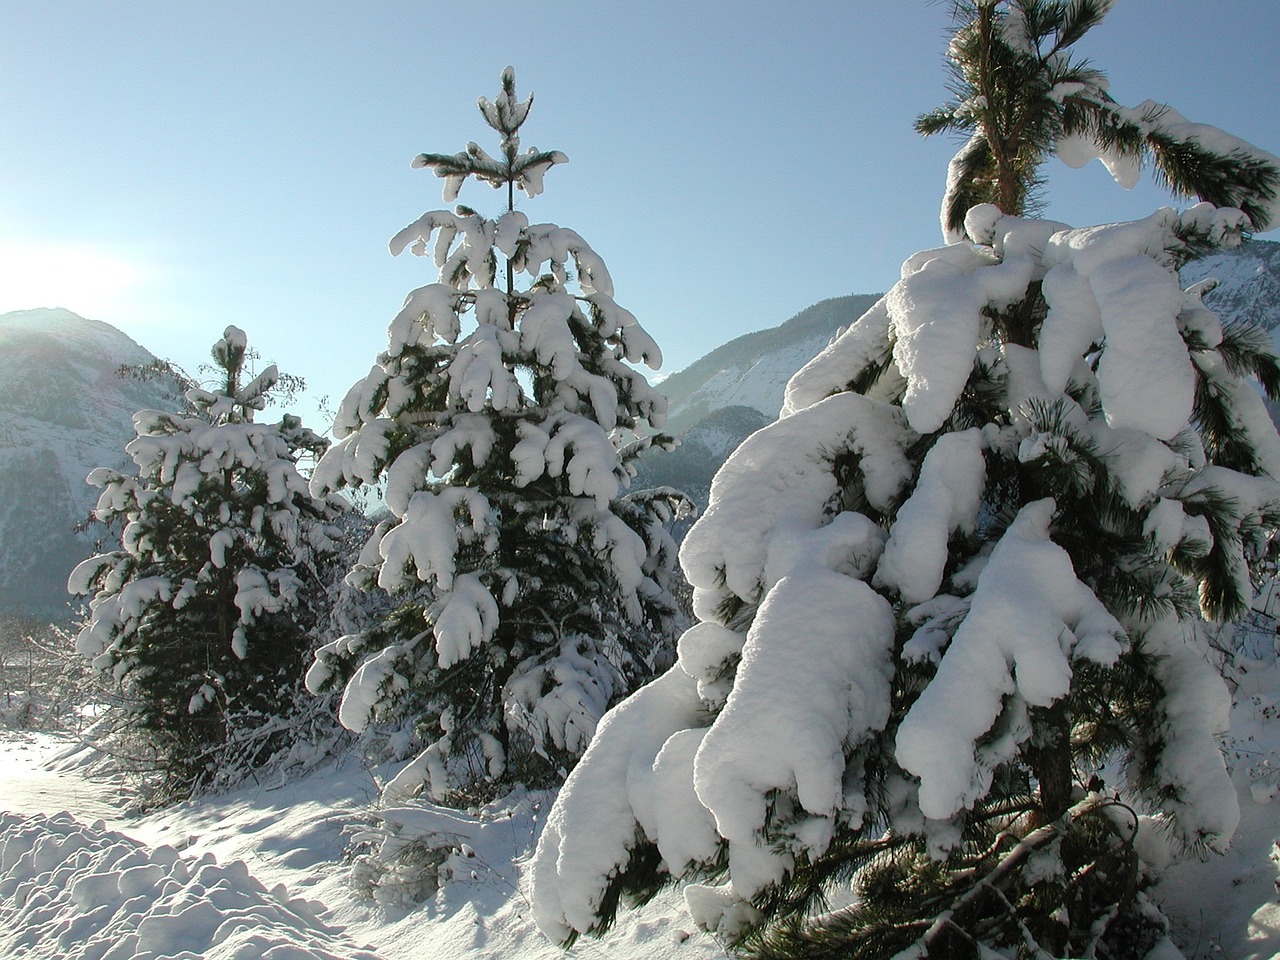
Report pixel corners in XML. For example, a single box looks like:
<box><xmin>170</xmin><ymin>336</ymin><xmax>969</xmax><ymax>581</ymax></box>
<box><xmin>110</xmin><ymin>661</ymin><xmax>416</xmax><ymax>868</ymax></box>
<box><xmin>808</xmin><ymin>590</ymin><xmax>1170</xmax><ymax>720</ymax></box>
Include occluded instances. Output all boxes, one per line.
<box><xmin>0</xmin><ymin>735</ymin><xmax>731</xmax><ymax>960</ymax></box>
<box><xmin>0</xmin><ymin>811</ymin><xmax>383</xmax><ymax>960</ymax></box>
<box><xmin>7</xmin><ymin>654</ymin><xmax>1280</xmax><ymax>959</ymax></box>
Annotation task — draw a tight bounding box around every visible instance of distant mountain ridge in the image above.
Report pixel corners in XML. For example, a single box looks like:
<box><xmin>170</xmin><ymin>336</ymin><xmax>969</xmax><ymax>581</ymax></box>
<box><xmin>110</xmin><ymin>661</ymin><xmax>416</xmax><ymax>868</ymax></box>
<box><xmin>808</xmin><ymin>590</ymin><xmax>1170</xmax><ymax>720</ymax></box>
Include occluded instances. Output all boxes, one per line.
<box><xmin>0</xmin><ymin>308</ymin><xmax>184</xmax><ymax>621</ymax></box>
<box><xmin>1184</xmin><ymin>239</ymin><xmax>1280</xmax><ymax>332</ymax></box>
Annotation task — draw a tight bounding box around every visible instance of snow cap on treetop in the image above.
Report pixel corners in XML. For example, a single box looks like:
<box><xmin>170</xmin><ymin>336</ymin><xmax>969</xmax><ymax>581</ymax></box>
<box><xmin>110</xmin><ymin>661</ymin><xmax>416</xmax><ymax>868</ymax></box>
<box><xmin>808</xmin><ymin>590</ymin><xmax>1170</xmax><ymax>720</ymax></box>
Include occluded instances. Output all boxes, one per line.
<box><xmin>411</xmin><ymin>68</ymin><xmax>568</xmax><ymax>202</ymax></box>
<box><xmin>213</xmin><ymin>325</ymin><xmax>247</xmax><ymax>369</ymax></box>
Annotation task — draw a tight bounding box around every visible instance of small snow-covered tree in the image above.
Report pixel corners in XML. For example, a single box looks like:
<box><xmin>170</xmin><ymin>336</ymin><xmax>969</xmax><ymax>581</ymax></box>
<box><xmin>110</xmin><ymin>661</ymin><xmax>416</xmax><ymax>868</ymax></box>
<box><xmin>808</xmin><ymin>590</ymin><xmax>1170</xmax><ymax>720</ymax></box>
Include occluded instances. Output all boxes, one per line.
<box><xmin>532</xmin><ymin>4</ymin><xmax>1280</xmax><ymax>957</ymax></box>
<box><xmin>306</xmin><ymin>68</ymin><xmax>689</xmax><ymax>803</ymax></box>
<box><xmin>69</xmin><ymin>326</ymin><xmax>346</xmax><ymax>798</ymax></box>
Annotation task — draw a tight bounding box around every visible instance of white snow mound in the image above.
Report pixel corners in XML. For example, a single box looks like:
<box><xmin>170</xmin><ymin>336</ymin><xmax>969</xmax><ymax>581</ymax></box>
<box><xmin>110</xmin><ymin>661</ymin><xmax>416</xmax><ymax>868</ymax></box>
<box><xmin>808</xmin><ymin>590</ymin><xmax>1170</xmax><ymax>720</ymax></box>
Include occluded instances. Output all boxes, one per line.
<box><xmin>0</xmin><ymin>811</ymin><xmax>383</xmax><ymax>960</ymax></box>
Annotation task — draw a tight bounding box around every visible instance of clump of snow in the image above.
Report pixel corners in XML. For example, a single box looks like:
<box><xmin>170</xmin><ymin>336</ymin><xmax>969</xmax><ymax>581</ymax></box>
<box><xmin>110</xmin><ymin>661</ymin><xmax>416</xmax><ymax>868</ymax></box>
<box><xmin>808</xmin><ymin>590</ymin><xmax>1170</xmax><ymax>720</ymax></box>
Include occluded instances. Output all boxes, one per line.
<box><xmin>895</xmin><ymin>499</ymin><xmax>1125</xmax><ymax>821</ymax></box>
<box><xmin>874</xmin><ymin>428</ymin><xmax>985</xmax><ymax>603</ymax></box>
<box><xmin>530</xmin><ymin>666</ymin><xmax>706</xmax><ymax>942</ymax></box>
<box><xmin>887</xmin><ymin>241</ymin><xmax>992</xmax><ymax>433</ymax></box>
<box><xmin>1140</xmin><ymin>617</ymin><xmax>1240</xmax><ymax>849</ymax></box>
<box><xmin>679</xmin><ymin>391</ymin><xmax>908</xmax><ymax>617</ymax></box>
<box><xmin>683</xmin><ymin>883</ymin><xmax>761</xmax><ymax>940</ymax></box>
<box><xmin>692</xmin><ymin>565</ymin><xmax>895</xmax><ymax>897</ymax></box>
<box><xmin>781</xmin><ymin>298</ymin><xmax>895</xmax><ymax>417</ymax></box>
<box><xmin>1056</xmin><ymin>130</ymin><xmax>1141</xmax><ymax>189</ymax></box>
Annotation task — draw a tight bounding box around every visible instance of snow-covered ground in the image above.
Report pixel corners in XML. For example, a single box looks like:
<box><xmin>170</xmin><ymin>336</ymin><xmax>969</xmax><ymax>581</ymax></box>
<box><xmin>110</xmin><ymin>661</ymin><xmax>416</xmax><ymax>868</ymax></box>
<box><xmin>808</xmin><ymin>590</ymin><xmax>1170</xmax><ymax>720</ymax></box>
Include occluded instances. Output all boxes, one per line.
<box><xmin>5</xmin><ymin>656</ymin><xmax>1280</xmax><ymax>960</ymax></box>
<box><xmin>0</xmin><ymin>734</ymin><xmax>729</xmax><ymax>960</ymax></box>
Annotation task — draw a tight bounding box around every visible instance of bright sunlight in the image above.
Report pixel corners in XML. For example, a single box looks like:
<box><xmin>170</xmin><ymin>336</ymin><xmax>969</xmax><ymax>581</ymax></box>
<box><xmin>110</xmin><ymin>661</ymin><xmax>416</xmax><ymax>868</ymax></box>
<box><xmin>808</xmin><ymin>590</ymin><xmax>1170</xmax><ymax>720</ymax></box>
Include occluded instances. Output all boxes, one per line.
<box><xmin>0</xmin><ymin>237</ymin><xmax>150</xmax><ymax>320</ymax></box>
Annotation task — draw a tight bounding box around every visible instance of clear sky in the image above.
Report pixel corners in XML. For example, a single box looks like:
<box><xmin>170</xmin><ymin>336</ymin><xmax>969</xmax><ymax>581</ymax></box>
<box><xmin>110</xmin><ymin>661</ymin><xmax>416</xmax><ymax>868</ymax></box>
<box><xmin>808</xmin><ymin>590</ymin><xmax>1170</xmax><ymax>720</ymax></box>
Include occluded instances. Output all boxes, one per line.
<box><xmin>3</xmin><ymin>1</ymin><xmax>1279</xmax><ymax>428</ymax></box>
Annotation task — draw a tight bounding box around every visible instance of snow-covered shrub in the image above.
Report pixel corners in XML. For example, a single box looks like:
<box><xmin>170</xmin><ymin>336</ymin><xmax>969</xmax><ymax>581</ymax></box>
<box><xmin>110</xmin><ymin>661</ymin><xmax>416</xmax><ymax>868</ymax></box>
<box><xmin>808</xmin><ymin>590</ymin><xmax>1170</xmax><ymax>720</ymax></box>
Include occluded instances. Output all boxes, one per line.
<box><xmin>307</xmin><ymin>68</ymin><xmax>691</xmax><ymax>806</ymax></box>
<box><xmin>0</xmin><ymin>616</ymin><xmax>94</xmax><ymax>732</ymax></box>
<box><xmin>68</xmin><ymin>327</ymin><xmax>347</xmax><ymax>800</ymax></box>
<box><xmin>343</xmin><ymin>788</ymin><xmax>550</xmax><ymax>906</ymax></box>
<box><xmin>533</xmin><ymin>4</ymin><xmax>1280</xmax><ymax>957</ymax></box>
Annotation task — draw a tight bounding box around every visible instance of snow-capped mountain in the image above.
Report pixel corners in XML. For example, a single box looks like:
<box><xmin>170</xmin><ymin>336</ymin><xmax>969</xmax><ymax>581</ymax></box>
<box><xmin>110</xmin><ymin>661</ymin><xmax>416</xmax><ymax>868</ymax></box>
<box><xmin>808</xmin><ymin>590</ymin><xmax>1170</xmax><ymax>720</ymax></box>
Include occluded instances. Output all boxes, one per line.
<box><xmin>1183</xmin><ymin>238</ymin><xmax>1280</xmax><ymax>332</ymax></box>
<box><xmin>659</xmin><ymin>293</ymin><xmax>883</xmax><ymax>435</ymax></box>
<box><xmin>640</xmin><ymin>239</ymin><xmax>1280</xmax><ymax>516</ymax></box>
<box><xmin>0</xmin><ymin>308</ymin><xmax>184</xmax><ymax>622</ymax></box>
<box><xmin>633</xmin><ymin>295</ymin><xmax>881</xmax><ymax>506</ymax></box>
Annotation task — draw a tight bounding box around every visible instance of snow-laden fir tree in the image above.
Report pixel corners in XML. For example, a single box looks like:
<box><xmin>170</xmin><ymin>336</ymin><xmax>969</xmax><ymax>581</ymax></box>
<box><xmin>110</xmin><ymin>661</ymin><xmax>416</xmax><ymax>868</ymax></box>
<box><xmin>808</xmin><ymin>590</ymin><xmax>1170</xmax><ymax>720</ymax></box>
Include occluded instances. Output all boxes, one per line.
<box><xmin>69</xmin><ymin>327</ymin><xmax>347</xmax><ymax>799</ymax></box>
<box><xmin>305</xmin><ymin>68</ymin><xmax>689</xmax><ymax>804</ymax></box>
<box><xmin>532</xmin><ymin>3</ymin><xmax>1280</xmax><ymax>957</ymax></box>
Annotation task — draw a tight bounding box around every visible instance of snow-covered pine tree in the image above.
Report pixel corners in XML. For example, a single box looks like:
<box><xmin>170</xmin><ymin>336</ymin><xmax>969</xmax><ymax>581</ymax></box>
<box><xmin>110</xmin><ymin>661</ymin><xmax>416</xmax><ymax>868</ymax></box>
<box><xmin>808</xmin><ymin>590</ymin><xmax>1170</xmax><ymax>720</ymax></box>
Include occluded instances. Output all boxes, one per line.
<box><xmin>69</xmin><ymin>327</ymin><xmax>346</xmax><ymax>799</ymax></box>
<box><xmin>532</xmin><ymin>4</ymin><xmax>1280</xmax><ymax>957</ymax></box>
<box><xmin>305</xmin><ymin>68</ymin><xmax>689</xmax><ymax>804</ymax></box>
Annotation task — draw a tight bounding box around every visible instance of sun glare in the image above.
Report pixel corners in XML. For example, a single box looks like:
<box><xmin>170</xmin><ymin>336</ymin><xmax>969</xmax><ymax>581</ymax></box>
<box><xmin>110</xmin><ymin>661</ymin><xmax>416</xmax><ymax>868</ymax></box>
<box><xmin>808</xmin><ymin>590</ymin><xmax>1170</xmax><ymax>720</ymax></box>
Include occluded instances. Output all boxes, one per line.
<box><xmin>0</xmin><ymin>238</ymin><xmax>150</xmax><ymax>321</ymax></box>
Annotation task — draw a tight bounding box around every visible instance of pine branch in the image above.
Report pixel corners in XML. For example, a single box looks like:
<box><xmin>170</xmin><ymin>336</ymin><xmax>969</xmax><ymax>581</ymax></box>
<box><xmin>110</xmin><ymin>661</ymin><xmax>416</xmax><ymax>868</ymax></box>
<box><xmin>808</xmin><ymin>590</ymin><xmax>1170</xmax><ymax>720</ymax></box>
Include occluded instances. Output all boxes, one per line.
<box><xmin>915</xmin><ymin>105</ymin><xmax>966</xmax><ymax>137</ymax></box>
<box><xmin>1176</xmin><ymin>485</ymin><xmax>1249</xmax><ymax>621</ymax></box>
<box><xmin>944</xmin><ymin>134</ymin><xmax>999</xmax><ymax>237</ymax></box>
<box><xmin>1053</xmin><ymin>0</ymin><xmax>1113</xmax><ymax>51</ymax></box>
<box><xmin>1217</xmin><ymin>321</ymin><xmax>1280</xmax><ymax>400</ymax></box>
<box><xmin>1146</xmin><ymin>128</ymin><xmax>1280</xmax><ymax>231</ymax></box>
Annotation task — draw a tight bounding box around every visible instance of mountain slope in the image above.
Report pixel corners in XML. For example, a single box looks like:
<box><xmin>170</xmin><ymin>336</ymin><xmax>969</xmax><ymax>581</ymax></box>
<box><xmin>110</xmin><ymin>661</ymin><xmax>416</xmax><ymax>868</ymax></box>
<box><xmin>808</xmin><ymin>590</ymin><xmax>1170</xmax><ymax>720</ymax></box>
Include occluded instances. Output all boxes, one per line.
<box><xmin>659</xmin><ymin>294</ymin><xmax>882</xmax><ymax>434</ymax></box>
<box><xmin>0</xmin><ymin>308</ymin><xmax>184</xmax><ymax>621</ymax></box>
<box><xmin>635</xmin><ymin>295</ymin><xmax>881</xmax><ymax>507</ymax></box>
<box><xmin>632</xmin><ymin>404</ymin><xmax>771</xmax><ymax>536</ymax></box>
<box><xmin>1183</xmin><ymin>238</ymin><xmax>1280</xmax><ymax>333</ymax></box>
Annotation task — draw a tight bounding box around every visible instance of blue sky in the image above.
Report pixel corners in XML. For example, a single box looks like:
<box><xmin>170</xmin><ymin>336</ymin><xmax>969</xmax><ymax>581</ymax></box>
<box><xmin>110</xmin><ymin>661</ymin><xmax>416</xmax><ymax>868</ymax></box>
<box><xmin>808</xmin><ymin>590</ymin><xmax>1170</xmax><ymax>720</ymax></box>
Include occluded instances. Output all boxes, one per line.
<box><xmin>3</xmin><ymin>1</ymin><xmax>1279</xmax><ymax>427</ymax></box>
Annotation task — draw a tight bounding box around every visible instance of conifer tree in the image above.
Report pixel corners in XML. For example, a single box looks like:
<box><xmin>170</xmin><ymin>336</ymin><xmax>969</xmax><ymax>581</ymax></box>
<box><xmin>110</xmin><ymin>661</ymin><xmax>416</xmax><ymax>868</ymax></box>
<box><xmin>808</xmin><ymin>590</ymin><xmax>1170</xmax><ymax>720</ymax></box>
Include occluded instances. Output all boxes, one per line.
<box><xmin>532</xmin><ymin>4</ymin><xmax>1280</xmax><ymax>957</ymax></box>
<box><xmin>920</xmin><ymin>0</ymin><xmax>1280</xmax><ymax>241</ymax></box>
<box><xmin>69</xmin><ymin>327</ymin><xmax>346</xmax><ymax>798</ymax></box>
<box><xmin>306</xmin><ymin>68</ymin><xmax>688</xmax><ymax>804</ymax></box>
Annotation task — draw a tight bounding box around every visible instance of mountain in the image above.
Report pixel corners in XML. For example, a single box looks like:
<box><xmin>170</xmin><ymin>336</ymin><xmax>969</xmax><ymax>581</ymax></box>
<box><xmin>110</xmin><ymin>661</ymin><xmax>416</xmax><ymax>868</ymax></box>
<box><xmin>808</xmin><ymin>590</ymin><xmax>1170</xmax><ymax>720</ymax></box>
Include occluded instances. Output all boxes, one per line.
<box><xmin>633</xmin><ymin>295</ymin><xmax>882</xmax><ymax>507</ymax></box>
<box><xmin>658</xmin><ymin>294</ymin><xmax>883</xmax><ymax>436</ymax></box>
<box><xmin>0</xmin><ymin>308</ymin><xmax>184</xmax><ymax>622</ymax></box>
<box><xmin>632</xmin><ymin>404</ymin><xmax>771</xmax><ymax>536</ymax></box>
<box><xmin>1183</xmin><ymin>238</ymin><xmax>1280</xmax><ymax>333</ymax></box>
<box><xmin>639</xmin><ymin>239</ymin><xmax>1280</xmax><ymax>518</ymax></box>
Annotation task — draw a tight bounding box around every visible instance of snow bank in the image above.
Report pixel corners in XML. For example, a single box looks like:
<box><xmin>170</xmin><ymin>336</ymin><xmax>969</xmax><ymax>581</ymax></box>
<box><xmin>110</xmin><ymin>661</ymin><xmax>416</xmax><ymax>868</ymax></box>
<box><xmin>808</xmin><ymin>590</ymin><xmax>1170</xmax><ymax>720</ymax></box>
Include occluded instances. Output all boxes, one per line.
<box><xmin>0</xmin><ymin>733</ymin><xmax>733</xmax><ymax>960</ymax></box>
<box><xmin>0</xmin><ymin>811</ymin><xmax>382</xmax><ymax>960</ymax></box>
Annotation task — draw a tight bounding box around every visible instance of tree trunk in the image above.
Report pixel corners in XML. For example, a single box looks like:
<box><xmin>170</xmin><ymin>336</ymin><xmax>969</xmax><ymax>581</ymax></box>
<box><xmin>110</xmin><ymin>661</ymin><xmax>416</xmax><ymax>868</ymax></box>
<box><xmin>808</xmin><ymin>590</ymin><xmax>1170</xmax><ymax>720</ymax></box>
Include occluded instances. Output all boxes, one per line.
<box><xmin>1027</xmin><ymin>700</ymin><xmax>1074</xmax><ymax>821</ymax></box>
